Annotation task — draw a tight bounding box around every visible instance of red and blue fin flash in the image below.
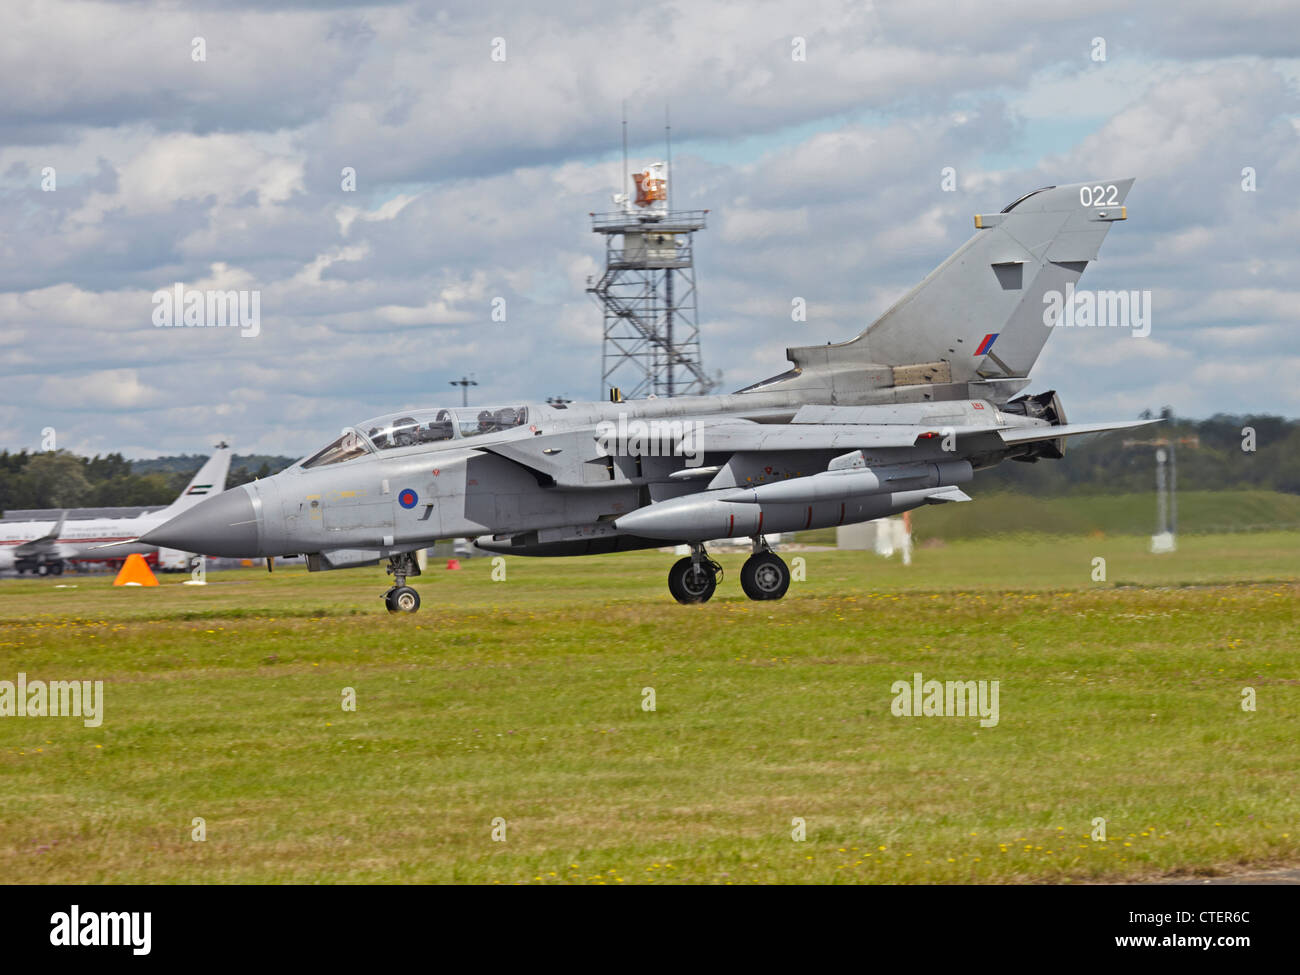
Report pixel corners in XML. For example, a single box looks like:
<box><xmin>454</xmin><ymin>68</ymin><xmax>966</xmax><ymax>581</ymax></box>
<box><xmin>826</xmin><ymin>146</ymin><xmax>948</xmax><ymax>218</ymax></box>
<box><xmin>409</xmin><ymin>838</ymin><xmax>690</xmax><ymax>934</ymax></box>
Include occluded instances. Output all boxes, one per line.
<box><xmin>975</xmin><ymin>333</ymin><xmax>999</xmax><ymax>356</ymax></box>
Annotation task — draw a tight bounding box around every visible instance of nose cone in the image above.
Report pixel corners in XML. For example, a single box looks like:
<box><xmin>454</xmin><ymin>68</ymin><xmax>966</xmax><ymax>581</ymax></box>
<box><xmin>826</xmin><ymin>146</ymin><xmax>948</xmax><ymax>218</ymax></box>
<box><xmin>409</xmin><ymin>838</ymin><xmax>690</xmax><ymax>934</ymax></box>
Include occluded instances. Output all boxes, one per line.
<box><xmin>141</xmin><ymin>486</ymin><xmax>260</xmax><ymax>557</ymax></box>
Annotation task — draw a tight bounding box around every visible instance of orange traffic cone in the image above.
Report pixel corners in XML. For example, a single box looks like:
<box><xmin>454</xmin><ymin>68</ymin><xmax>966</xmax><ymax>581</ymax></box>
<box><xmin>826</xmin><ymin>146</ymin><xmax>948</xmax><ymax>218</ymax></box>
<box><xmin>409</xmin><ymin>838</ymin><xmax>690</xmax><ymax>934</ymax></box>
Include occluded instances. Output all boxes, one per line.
<box><xmin>446</xmin><ymin>559</ymin><xmax>461</xmax><ymax>570</ymax></box>
<box><xmin>113</xmin><ymin>553</ymin><xmax>159</xmax><ymax>587</ymax></box>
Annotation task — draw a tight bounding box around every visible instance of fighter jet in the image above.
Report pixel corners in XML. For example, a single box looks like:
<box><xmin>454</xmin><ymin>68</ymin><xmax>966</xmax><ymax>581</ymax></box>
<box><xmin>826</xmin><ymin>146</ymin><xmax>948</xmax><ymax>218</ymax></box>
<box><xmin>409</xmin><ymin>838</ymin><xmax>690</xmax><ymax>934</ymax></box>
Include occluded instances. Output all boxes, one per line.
<box><xmin>0</xmin><ymin>444</ymin><xmax>232</xmax><ymax>575</ymax></box>
<box><xmin>142</xmin><ymin>179</ymin><xmax>1152</xmax><ymax>612</ymax></box>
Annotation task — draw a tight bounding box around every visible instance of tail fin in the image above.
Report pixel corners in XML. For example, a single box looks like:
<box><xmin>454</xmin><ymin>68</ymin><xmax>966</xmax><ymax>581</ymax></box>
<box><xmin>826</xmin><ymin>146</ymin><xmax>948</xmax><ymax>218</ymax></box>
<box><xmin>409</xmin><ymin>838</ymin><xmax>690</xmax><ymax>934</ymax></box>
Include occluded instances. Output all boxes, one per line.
<box><xmin>156</xmin><ymin>443</ymin><xmax>233</xmax><ymax>517</ymax></box>
<box><xmin>762</xmin><ymin>178</ymin><xmax>1135</xmax><ymax>403</ymax></box>
<box><xmin>44</xmin><ymin>511</ymin><xmax>67</xmax><ymax>544</ymax></box>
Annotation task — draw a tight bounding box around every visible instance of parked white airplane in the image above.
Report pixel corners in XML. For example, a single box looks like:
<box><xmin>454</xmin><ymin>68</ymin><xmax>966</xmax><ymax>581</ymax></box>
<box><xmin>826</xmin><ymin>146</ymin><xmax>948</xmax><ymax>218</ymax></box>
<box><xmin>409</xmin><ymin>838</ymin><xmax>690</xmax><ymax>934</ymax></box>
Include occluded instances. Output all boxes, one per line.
<box><xmin>0</xmin><ymin>444</ymin><xmax>232</xmax><ymax>575</ymax></box>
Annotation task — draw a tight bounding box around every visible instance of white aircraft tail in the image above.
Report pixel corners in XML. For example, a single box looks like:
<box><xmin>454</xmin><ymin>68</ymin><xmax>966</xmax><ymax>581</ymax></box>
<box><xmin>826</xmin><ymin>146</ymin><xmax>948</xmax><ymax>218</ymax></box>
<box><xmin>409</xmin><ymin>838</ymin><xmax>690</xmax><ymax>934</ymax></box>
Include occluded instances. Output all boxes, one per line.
<box><xmin>155</xmin><ymin>443</ymin><xmax>233</xmax><ymax>518</ymax></box>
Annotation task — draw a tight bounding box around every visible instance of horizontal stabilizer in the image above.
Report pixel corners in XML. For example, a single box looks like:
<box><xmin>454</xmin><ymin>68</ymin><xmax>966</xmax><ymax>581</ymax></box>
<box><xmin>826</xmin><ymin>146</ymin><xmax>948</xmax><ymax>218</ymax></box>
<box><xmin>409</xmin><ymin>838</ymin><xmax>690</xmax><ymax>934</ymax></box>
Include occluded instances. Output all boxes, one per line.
<box><xmin>997</xmin><ymin>418</ymin><xmax>1158</xmax><ymax>446</ymax></box>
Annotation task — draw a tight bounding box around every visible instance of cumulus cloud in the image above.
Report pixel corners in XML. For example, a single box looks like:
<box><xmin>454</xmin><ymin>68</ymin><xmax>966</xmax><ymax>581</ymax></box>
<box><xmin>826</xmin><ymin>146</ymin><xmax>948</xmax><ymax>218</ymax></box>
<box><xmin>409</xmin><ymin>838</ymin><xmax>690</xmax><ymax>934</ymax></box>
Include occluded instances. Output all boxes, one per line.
<box><xmin>1</xmin><ymin>0</ymin><xmax>1298</xmax><ymax>457</ymax></box>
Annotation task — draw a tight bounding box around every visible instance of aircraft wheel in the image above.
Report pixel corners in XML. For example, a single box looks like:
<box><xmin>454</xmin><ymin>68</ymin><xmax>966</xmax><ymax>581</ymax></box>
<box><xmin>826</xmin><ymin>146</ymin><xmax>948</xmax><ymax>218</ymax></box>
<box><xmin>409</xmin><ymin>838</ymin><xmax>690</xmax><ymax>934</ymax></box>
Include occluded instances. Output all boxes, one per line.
<box><xmin>385</xmin><ymin>586</ymin><xmax>421</xmax><ymax>614</ymax></box>
<box><xmin>668</xmin><ymin>557</ymin><xmax>717</xmax><ymax>604</ymax></box>
<box><xmin>741</xmin><ymin>552</ymin><xmax>790</xmax><ymax>601</ymax></box>
<box><xmin>36</xmin><ymin>564</ymin><xmax>48</xmax><ymax>577</ymax></box>
<box><xmin>51</xmin><ymin>562</ymin><xmax>63</xmax><ymax>576</ymax></box>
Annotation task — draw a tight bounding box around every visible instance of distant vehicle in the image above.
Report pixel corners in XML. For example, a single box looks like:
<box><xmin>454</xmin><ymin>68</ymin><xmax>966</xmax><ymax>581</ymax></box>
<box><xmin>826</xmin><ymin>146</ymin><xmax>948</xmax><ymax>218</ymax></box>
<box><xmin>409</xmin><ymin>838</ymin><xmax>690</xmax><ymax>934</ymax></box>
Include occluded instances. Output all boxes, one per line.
<box><xmin>143</xmin><ymin>179</ymin><xmax>1152</xmax><ymax>612</ymax></box>
<box><xmin>0</xmin><ymin>444</ymin><xmax>232</xmax><ymax>575</ymax></box>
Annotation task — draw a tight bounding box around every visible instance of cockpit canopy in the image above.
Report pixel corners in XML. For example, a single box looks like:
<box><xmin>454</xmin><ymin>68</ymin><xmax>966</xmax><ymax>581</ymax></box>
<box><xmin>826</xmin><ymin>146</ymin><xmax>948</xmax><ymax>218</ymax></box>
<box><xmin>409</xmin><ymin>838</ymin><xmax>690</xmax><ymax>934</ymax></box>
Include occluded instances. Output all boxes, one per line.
<box><xmin>301</xmin><ymin>405</ymin><xmax>530</xmax><ymax>468</ymax></box>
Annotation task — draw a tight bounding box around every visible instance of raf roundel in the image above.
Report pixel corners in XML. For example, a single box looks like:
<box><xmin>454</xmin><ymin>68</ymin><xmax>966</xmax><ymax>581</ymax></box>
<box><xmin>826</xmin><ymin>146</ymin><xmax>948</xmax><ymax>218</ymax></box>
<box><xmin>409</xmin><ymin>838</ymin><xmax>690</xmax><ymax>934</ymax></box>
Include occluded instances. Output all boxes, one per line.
<box><xmin>398</xmin><ymin>489</ymin><xmax>419</xmax><ymax>509</ymax></box>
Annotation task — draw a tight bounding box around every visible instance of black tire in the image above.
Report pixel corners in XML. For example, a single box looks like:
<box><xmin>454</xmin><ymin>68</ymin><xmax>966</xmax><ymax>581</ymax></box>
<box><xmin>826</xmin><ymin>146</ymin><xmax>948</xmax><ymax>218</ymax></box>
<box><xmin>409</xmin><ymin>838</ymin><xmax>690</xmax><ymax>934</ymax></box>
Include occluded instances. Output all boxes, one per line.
<box><xmin>668</xmin><ymin>556</ymin><xmax>717</xmax><ymax>604</ymax></box>
<box><xmin>385</xmin><ymin>586</ymin><xmax>421</xmax><ymax>614</ymax></box>
<box><xmin>51</xmin><ymin>562</ymin><xmax>63</xmax><ymax>576</ymax></box>
<box><xmin>740</xmin><ymin>552</ymin><xmax>790</xmax><ymax>601</ymax></box>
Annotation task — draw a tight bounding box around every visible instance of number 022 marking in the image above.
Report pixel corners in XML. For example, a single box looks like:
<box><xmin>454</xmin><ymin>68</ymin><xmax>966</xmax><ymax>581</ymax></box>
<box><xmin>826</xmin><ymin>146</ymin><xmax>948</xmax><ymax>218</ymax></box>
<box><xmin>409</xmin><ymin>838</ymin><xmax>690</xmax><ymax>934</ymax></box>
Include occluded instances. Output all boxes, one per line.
<box><xmin>1079</xmin><ymin>184</ymin><xmax>1119</xmax><ymax>206</ymax></box>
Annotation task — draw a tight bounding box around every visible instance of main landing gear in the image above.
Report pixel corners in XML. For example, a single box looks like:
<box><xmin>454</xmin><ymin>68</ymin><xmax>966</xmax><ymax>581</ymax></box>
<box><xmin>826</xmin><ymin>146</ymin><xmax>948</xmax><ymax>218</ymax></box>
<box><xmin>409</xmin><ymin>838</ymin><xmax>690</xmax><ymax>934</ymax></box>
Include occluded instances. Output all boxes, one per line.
<box><xmin>667</xmin><ymin>543</ymin><xmax>723</xmax><ymax>604</ymax></box>
<box><xmin>20</xmin><ymin>560</ymin><xmax>63</xmax><ymax>576</ymax></box>
<box><xmin>667</xmin><ymin>537</ymin><xmax>792</xmax><ymax>604</ymax></box>
<box><xmin>383</xmin><ymin>552</ymin><xmax>422</xmax><ymax>614</ymax></box>
<box><xmin>740</xmin><ymin>538</ymin><xmax>790</xmax><ymax>601</ymax></box>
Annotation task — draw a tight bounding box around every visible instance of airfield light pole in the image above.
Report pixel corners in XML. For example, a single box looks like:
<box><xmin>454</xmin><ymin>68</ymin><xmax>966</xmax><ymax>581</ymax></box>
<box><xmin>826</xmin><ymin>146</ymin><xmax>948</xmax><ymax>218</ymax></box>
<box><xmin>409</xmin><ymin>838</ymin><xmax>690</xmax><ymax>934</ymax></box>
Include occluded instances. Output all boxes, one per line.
<box><xmin>1155</xmin><ymin>447</ymin><xmax>1170</xmax><ymax>538</ymax></box>
<box><xmin>449</xmin><ymin>376</ymin><xmax>478</xmax><ymax>407</ymax></box>
<box><xmin>1122</xmin><ymin>434</ymin><xmax>1200</xmax><ymax>552</ymax></box>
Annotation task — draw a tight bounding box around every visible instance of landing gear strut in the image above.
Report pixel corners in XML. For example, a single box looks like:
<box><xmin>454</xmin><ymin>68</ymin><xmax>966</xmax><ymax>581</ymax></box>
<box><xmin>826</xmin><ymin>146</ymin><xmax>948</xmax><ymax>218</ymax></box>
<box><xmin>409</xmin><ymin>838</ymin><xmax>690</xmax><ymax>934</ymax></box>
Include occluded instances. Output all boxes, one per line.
<box><xmin>668</xmin><ymin>543</ymin><xmax>722</xmax><ymax>604</ymax></box>
<box><xmin>740</xmin><ymin>536</ymin><xmax>790</xmax><ymax>601</ymax></box>
<box><xmin>383</xmin><ymin>552</ymin><xmax>422</xmax><ymax>614</ymax></box>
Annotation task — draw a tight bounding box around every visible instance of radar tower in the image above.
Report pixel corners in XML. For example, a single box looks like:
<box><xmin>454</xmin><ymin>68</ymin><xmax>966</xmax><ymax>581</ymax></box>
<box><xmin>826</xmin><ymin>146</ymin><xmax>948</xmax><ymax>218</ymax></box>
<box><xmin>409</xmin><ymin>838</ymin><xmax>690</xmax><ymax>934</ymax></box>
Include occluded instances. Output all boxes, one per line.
<box><xmin>587</xmin><ymin>112</ymin><xmax>713</xmax><ymax>399</ymax></box>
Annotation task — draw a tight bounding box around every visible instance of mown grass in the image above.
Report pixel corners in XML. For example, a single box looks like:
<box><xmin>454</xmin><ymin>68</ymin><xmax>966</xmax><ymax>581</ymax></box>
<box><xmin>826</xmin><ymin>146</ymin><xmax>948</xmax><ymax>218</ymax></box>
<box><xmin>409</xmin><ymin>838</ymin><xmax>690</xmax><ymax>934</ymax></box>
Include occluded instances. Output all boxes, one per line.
<box><xmin>0</xmin><ymin>532</ymin><xmax>1296</xmax><ymax>884</ymax></box>
<box><xmin>794</xmin><ymin>489</ymin><xmax>1300</xmax><ymax>542</ymax></box>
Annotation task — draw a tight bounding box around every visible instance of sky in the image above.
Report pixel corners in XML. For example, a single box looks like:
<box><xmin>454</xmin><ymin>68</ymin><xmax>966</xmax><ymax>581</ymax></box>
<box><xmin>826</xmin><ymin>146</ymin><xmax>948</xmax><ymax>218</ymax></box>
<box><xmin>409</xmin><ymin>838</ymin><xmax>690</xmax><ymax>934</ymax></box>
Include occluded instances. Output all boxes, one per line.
<box><xmin>1</xmin><ymin>0</ymin><xmax>1298</xmax><ymax>459</ymax></box>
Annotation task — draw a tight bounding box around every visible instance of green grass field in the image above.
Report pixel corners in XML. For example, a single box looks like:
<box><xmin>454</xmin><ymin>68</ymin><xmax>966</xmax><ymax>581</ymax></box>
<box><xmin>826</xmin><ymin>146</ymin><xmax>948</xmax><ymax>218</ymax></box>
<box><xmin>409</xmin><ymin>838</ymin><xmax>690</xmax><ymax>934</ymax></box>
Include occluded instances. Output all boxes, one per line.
<box><xmin>1</xmin><ymin>532</ymin><xmax>1297</xmax><ymax>884</ymax></box>
<box><xmin>796</xmin><ymin>489</ymin><xmax>1300</xmax><ymax>543</ymax></box>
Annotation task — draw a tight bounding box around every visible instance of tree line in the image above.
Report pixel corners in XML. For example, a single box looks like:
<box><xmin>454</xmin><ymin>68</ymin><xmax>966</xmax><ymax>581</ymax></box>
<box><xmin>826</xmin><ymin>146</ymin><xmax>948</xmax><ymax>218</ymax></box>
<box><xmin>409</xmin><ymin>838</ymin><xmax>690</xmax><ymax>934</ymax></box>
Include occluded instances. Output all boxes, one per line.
<box><xmin>0</xmin><ymin>451</ymin><xmax>293</xmax><ymax>514</ymax></box>
<box><xmin>978</xmin><ymin>412</ymin><xmax>1300</xmax><ymax>495</ymax></box>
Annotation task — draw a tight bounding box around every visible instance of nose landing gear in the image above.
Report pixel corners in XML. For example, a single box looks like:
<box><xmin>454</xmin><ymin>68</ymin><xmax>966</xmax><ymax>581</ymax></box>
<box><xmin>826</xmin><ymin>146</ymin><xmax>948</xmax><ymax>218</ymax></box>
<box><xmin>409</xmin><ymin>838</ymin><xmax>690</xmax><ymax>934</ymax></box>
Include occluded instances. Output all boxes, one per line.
<box><xmin>385</xmin><ymin>586</ymin><xmax>420</xmax><ymax>613</ymax></box>
<box><xmin>383</xmin><ymin>552</ymin><xmax>422</xmax><ymax>614</ymax></box>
